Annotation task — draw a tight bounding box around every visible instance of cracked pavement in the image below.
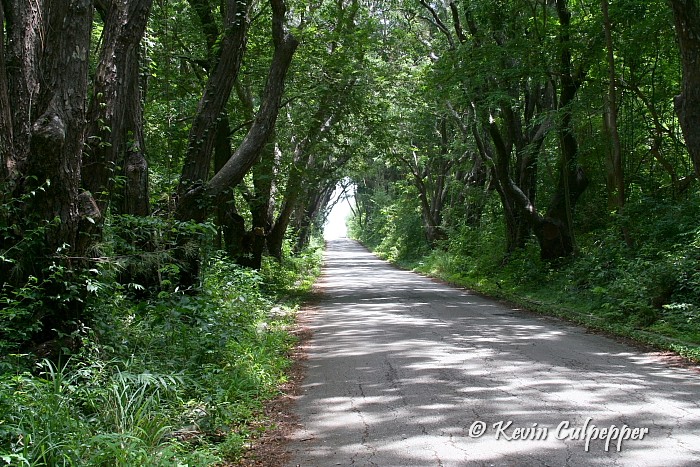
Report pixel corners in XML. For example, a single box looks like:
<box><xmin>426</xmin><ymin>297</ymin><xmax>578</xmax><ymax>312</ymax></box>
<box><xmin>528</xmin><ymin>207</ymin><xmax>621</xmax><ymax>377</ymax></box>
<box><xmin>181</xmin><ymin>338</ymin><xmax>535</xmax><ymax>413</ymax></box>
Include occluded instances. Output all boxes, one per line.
<box><xmin>285</xmin><ymin>239</ymin><xmax>700</xmax><ymax>466</ymax></box>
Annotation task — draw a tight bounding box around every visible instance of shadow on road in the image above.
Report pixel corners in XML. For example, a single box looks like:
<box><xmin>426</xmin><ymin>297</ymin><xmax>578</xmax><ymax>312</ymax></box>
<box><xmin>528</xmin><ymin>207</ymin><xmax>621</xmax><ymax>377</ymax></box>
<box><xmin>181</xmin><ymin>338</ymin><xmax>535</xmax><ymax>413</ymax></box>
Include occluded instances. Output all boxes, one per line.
<box><xmin>287</xmin><ymin>239</ymin><xmax>700</xmax><ymax>466</ymax></box>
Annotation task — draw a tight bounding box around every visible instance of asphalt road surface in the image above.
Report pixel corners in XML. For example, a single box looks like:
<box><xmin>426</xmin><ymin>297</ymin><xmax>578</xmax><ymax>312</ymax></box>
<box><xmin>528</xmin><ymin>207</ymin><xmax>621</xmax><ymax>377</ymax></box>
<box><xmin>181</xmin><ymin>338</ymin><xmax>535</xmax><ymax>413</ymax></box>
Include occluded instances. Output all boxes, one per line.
<box><xmin>286</xmin><ymin>239</ymin><xmax>700</xmax><ymax>466</ymax></box>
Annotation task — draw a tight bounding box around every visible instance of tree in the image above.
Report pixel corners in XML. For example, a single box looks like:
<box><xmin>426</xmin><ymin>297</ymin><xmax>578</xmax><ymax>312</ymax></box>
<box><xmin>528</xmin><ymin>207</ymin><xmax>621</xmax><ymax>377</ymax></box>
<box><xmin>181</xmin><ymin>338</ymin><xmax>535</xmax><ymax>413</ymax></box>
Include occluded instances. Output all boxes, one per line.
<box><xmin>455</xmin><ymin>0</ymin><xmax>589</xmax><ymax>258</ymax></box>
<box><xmin>176</xmin><ymin>0</ymin><xmax>250</xmax><ymax>199</ymax></box>
<box><xmin>83</xmin><ymin>0</ymin><xmax>153</xmax><ymax>220</ymax></box>
<box><xmin>175</xmin><ymin>0</ymin><xmax>298</xmax><ymax>224</ymax></box>
<box><xmin>670</xmin><ymin>0</ymin><xmax>700</xmax><ymax>179</ymax></box>
<box><xmin>266</xmin><ymin>0</ymin><xmax>368</xmax><ymax>259</ymax></box>
<box><xmin>1</xmin><ymin>0</ymin><xmax>96</xmax><ymax>337</ymax></box>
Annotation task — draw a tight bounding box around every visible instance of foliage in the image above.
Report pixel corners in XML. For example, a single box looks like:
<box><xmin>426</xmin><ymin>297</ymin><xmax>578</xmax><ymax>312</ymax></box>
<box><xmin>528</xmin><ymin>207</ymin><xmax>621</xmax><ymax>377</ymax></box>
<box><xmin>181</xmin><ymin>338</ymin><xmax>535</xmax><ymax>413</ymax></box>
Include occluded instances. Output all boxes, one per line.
<box><xmin>0</xmin><ymin>240</ymin><xmax>323</xmax><ymax>465</ymax></box>
<box><xmin>345</xmin><ymin>0</ymin><xmax>700</xmax><ymax>360</ymax></box>
<box><xmin>2</xmin><ymin>0</ymin><xmax>700</xmax><ymax>462</ymax></box>
<box><xmin>349</xmin><ymin>182</ymin><xmax>430</xmax><ymax>264</ymax></box>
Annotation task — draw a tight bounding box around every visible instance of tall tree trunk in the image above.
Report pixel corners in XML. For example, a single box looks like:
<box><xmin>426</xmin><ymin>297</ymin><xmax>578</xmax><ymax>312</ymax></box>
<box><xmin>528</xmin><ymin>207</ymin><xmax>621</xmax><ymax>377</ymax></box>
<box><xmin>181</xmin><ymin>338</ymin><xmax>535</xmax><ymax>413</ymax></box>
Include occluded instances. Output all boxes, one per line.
<box><xmin>535</xmin><ymin>0</ymin><xmax>588</xmax><ymax>260</ymax></box>
<box><xmin>2</xmin><ymin>0</ymin><xmax>42</xmax><ymax>181</ymax></box>
<box><xmin>1</xmin><ymin>0</ymin><xmax>94</xmax><ymax>342</ymax></box>
<box><xmin>294</xmin><ymin>182</ymin><xmax>334</xmax><ymax>252</ymax></box>
<box><xmin>214</xmin><ymin>113</ymin><xmax>233</xmax><ymax>251</ymax></box>
<box><xmin>24</xmin><ymin>0</ymin><xmax>94</xmax><ymax>257</ymax></box>
<box><xmin>486</xmin><ymin>119</ymin><xmax>538</xmax><ymax>253</ymax></box>
<box><xmin>176</xmin><ymin>0</ymin><xmax>297</xmax><ymax>223</ymax></box>
<box><xmin>177</xmin><ymin>0</ymin><xmax>250</xmax><ymax>195</ymax></box>
<box><xmin>267</xmin><ymin>153</ymin><xmax>308</xmax><ymax>260</ymax></box>
<box><xmin>174</xmin><ymin>0</ymin><xmax>297</xmax><ymax>286</ymax></box>
<box><xmin>601</xmin><ymin>0</ymin><xmax>625</xmax><ymax>210</ymax></box>
<box><xmin>669</xmin><ymin>0</ymin><xmax>700</xmax><ymax>178</ymax></box>
<box><xmin>0</xmin><ymin>2</ymin><xmax>13</xmax><ymax>186</ymax></box>
<box><xmin>82</xmin><ymin>0</ymin><xmax>153</xmax><ymax>219</ymax></box>
<box><xmin>468</xmin><ymin>1</ymin><xmax>586</xmax><ymax>260</ymax></box>
<box><xmin>118</xmin><ymin>40</ymin><xmax>150</xmax><ymax>217</ymax></box>
<box><xmin>245</xmin><ymin>138</ymin><xmax>278</xmax><ymax>269</ymax></box>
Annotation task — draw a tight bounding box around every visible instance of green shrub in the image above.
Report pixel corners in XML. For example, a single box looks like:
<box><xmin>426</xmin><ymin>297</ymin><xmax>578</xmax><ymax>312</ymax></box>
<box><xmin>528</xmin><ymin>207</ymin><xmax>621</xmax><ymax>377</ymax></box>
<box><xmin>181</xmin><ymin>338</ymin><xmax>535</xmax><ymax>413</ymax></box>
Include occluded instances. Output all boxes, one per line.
<box><xmin>0</xmin><ymin>238</ymin><xmax>323</xmax><ymax>465</ymax></box>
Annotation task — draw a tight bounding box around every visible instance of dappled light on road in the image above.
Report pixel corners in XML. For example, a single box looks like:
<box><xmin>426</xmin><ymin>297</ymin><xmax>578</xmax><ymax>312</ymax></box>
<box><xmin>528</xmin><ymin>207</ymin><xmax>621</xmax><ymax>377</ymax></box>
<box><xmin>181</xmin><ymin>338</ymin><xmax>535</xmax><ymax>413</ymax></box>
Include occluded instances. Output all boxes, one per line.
<box><xmin>287</xmin><ymin>239</ymin><xmax>700</xmax><ymax>466</ymax></box>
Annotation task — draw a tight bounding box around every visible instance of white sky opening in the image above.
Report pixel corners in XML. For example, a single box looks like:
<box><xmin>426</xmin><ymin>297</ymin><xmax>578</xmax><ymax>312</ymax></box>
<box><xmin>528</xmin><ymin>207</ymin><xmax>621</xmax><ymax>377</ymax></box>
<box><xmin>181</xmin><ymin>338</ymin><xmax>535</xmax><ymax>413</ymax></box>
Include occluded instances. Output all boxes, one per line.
<box><xmin>324</xmin><ymin>181</ymin><xmax>355</xmax><ymax>240</ymax></box>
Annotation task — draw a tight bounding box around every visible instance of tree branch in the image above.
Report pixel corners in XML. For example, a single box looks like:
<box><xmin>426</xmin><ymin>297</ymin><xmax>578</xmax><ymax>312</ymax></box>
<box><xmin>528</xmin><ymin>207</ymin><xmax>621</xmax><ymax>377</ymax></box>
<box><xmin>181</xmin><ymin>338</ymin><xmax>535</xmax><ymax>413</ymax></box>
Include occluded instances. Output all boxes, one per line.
<box><xmin>418</xmin><ymin>0</ymin><xmax>455</xmax><ymax>49</ymax></box>
<box><xmin>449</xmin><ymin>2</ymin><xmax>466</xmax><ymax>43</ymax></box>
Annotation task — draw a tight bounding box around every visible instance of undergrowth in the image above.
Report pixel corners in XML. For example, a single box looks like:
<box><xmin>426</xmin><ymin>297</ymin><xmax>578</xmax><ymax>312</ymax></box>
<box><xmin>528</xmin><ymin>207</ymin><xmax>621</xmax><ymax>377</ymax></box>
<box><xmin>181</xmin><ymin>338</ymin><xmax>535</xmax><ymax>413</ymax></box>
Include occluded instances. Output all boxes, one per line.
<box><xmin>0</xmin><ymin>238</ymin><xmax>323</xmax><ymax>466</ymax></box>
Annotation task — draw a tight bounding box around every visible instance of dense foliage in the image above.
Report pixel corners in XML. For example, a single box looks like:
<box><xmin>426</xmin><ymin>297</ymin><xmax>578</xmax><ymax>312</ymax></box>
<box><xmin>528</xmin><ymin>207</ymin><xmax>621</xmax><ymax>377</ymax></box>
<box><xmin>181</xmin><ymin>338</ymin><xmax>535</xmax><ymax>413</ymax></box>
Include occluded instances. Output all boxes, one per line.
<box><xmin>1</xmin><ymin>0</ymin><xmax>345</xmax><ymax>463</ymax></box>
<box><xmin>0</xmin><ymin>240</ymin><xmax>322</xmax><ymax>465</ymax></box>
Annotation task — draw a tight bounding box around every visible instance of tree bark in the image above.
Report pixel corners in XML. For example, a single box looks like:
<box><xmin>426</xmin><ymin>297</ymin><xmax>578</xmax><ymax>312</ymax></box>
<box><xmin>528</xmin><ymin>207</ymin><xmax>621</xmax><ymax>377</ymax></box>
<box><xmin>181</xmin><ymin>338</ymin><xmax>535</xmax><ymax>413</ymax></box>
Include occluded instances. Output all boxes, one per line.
<box><xmin>670</xmin><ymin>0</ymin><xmax>700</xmax><ymax>179</ymax></box>
<box><xmin>294</xmin><ymin>182</ymin><xmax>334</xmax><ymax>252</ymax></box>
<box><xmin>535</xmin><ymin>0</ymin><xmax>588</xmax><ymax>260</ymax></box>
<box><xmin>2</xmin><ymin>0</ymin><xmax>43</xmax><ymax>183</ymax></box>
<box><xmin>83</xmin><ymin>0</ymin><xmax>152</xmax><ymax>218</ymax></box>
<box><xmin>25</xmin><ymin>0</ymin><xmax>94</xmax><ymax>255</ymax></box>
<box><xmin>0</xmin><ymin>2</ymin><xmax>13</xmax><ymax>185</ymax></box>
<box><xmin>0</xmin><ymin>0</ymin><xmax>94</xmax><ymax>342</ymax></box>
<box><xmin>119</xmin><ymin>55</ymin><xmax>150</xmax><ymax>218</ymax></box>
<box><xmin>245</xmin><ymin>138</ymin><xmax>278</xmax><ymax>268</ymax></box>
<box><xmin>267</xmin><ymin>151</ymin><xmax>309</xmax><ymax>260</ymax></box>
<box><xmin>601</xmin><ymin>0</ymin><xmax>625</xmax><ymax>210</ymax></box>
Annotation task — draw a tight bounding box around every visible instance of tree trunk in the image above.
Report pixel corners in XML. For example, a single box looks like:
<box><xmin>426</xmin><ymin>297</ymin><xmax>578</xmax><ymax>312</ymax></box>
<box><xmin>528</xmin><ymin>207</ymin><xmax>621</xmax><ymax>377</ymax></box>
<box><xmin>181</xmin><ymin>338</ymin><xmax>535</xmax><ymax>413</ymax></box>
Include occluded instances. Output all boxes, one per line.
<box><xmin>601</xmin><ymin>0</ymin><xmax>625</xmax><ymax>210</ymax></box>
<box><xmin>213</xmin><ymin>113</ymin><xmax>233</xmax><ymax>251</ymax></box>
<box><xmin>0</xmin><ymin>0</ymin><xmax>94</xmax><ymax>342</ymax></box>
<box><xmin>535</xmin><ymin>0</ymin><xmax>588</xmax><ymax>260</ymax></box>
<box><xmin>670</xmin><ymin>0</ymin><xmax>700</xmax><ymax>179</ymax></box>
<box><xmin>2</xmin><ymin>0</ymin><xmax>42</xmax><ymax>181</ymax></box>
<box><xmin>294</xmin><ymin>183</ymin><xmax>334</xmax><ymax>252</ymax></box>
<box><xmin>0</xmin><ymin>2</ymin><xmax>13</xmax><ymax>186</ymax></box>
<box><xmin>82</xmin><ymin>0</ymin><xmax>153</xmax><ymax>218</ymax></box>
<box><xmin>176</xmin><ymin>0</ymin><xmax>298</xmax><ymax>223</ymax></box>
<box><xmin>267</xmin><ymin>155</ymin><xmax>307</xmax><ymax>260</ymax></box>
<box><xmin>177</xmin><ymin>0</ymin><xmax>250</xmax><ymax>195</ymax></box>
<box><xmin>486</xmin><ymin>120</ymin><xmax>537</xmax><ymax>252</ymax></box>
<box><xmin>118</xmin><ymin>37</ymin><xmax>150</xmax><ymax>217</ymax></box>
<box><xmin>24</xmin><ymin>0</ymin><xmax>94</xmax><ymax>256</ymax></box>
<box><xmin>174</xmin><ymin>0</ymin><xmax>297</xmax><ymax>286</ymax></box>
<box><xmin>245</xmin><ymin>138</ymin><xmax>278</xmax><ymax>269</ymax></box>
<box><xmin>262</xmin><ymin>85</ymin><xmax>339</xmax><ymax>260</ymax></box>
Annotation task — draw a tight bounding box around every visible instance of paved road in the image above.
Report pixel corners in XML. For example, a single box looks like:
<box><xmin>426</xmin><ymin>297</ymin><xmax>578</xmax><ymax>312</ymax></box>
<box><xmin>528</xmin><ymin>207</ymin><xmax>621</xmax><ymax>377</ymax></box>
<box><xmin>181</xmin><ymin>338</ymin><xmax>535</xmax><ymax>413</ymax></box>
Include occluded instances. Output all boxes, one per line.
<box><xmin>286</xmin><ymin>239</ymin><xmax>700</xmax><ymax>466</ymax></box>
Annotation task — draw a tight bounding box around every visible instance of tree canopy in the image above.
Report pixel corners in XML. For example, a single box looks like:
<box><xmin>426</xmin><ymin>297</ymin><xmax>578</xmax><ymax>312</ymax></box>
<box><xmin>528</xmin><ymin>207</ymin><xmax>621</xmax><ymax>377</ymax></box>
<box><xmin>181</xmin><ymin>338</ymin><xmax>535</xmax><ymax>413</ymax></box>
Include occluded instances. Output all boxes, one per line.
<box><xmin>0</xmin><ymin>0</ymin><xmax>698</xmax><ymax>351</ymax></box>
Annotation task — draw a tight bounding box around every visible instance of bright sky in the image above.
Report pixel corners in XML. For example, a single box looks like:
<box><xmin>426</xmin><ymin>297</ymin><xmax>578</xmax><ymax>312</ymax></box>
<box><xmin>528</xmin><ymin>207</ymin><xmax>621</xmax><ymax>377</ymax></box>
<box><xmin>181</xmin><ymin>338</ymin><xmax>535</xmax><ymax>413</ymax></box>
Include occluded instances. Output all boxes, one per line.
<box><xmin>324</xmin><ymin>183</ymin><xmax>354</xmax><ymax>240</ymax></box>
